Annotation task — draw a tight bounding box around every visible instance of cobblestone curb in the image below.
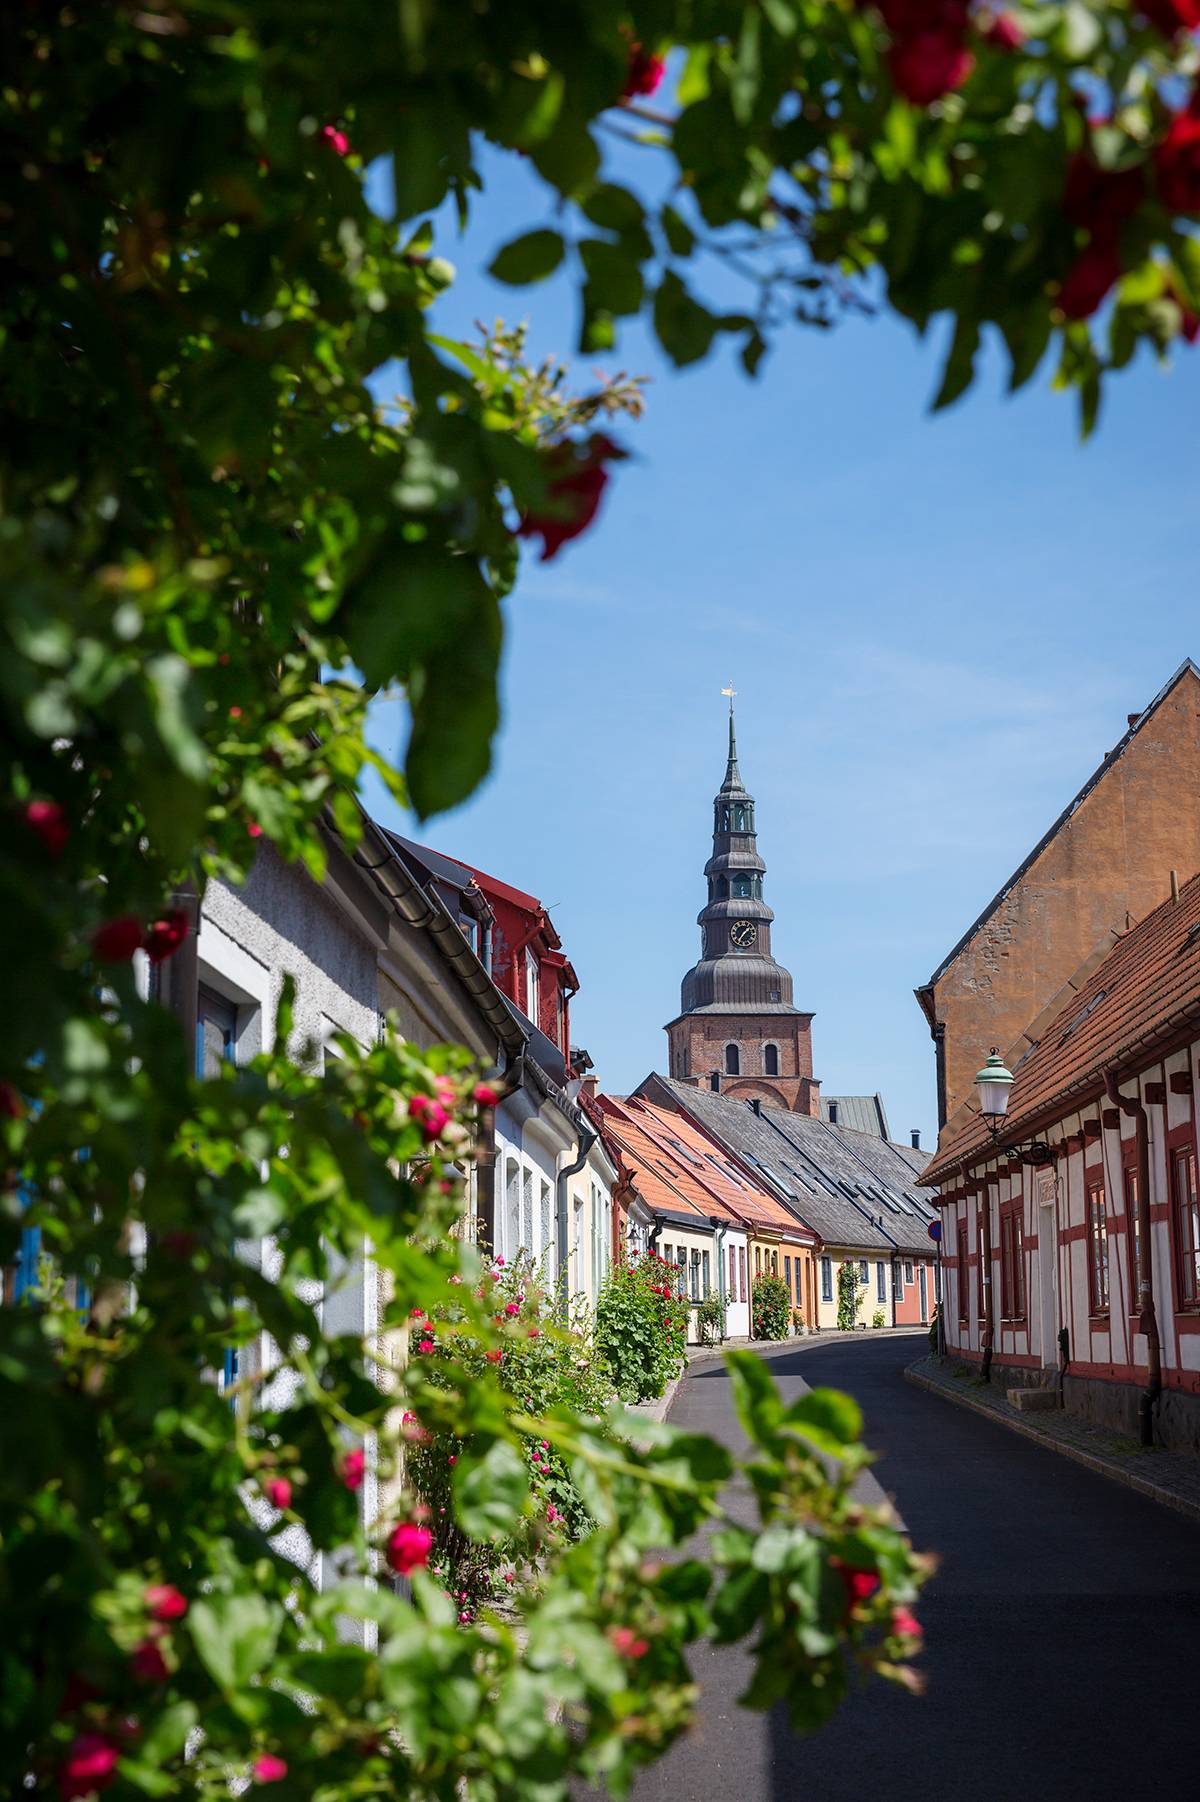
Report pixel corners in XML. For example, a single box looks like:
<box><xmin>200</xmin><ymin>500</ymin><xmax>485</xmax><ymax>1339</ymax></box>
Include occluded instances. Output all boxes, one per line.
<box><xmin>906</xmin><ymin>1357</ymin><xmax>1200</xmax><ymax>1527</ymax></box>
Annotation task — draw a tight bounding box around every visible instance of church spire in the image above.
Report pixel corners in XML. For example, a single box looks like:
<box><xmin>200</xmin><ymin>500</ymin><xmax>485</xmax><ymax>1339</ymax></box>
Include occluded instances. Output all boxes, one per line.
<box><xmin>721</xmin><ymin>683</ymin><xmax>743</xmax><ymax>793</ymax></box>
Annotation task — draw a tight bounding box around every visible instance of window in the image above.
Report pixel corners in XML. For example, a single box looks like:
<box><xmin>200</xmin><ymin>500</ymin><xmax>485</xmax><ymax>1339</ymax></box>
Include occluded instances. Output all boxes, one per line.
<box><xmin>1124</xmin><ymin>1162</ymin><xmax>1142</xmax><ymax>1311</ymax></box>
<box><xmin>663</xmin><ymin>1242</ymin><xmax>673</xmax><ymax>1266</ymax></box>
<box><xmin>702</xmin><ymin>1250</ymin><xmax>710</xmax><ymax>1298</ymax></box>
<box><xmin>820</xmin><ymin>1256</ymin><xmax>833</xmax><ymax>1302</ymax></box>
<box><xmin>904</xmin><ymin>1259</ymin><xmax>914</xmax><ymax>1284</ymax></box>
<box><xmin>460</xmin><ymin>916</ymin><xmax>478</xmax><ymax>955</ymax></box>
<box><xmin>772</xmin><ymin>1250</ymin><xmax>779</xmax><ymax>1276</ymax></box>
<box><xmin>999</xmin><ymin>1205</ymin><xmax>1024</xmax><ymax>1320</ymax></box>
<box><xmin>523</xmin><ymin>948</ymin><xmax>539</xmax><ymax>1023</ymax></box>
<box><xmin>1172</xmin><ymin>1143</ymin><xmax>1200</xmax><ymax>1307</ymax></box>
<box><xmin>729</xmin><ymin>1244</ymin><xmax>737</xmax><ymax>1301</ymax></box>
<box><xmin>554</xmin><ymin>987</ymin><xmax>563</xmax><ymax>1050</ymax></box>
<box><xmin>676</xmin><ymin>1246</ymin><xmax>687</xmax><ymax>1295</ymax></box>
<box><xmin>690</xmin><ymin>1251</ymin><xmax>701</xmax><ymax>1302</ymax></box>
<box><xmin>540</xmin><ymin>1180</ymin><xmax>552</xmax><ymax>1263</ymax></box>
<box><xmin>1086</xmin><ymin>1176</ymin><xmax>1109</xmax><ymax>1314</ymax></box>
<box><xmin>876</xmin><ymin>1261</ymin><xmax>887</xmax><ymax>1302</ymax></box>
<box><xmin>764</xmin><ymin>1044</ymin><xmax>779</xmax><ymax>1077</ymax></box>
<box><xmin>784</xmin><ymin>1255</ymin><xmax>792</xmax><ymax>1295</ymax></box>
<box><xmin>755</xmin><ymin>1245</ymin><xmax>762</xmax><ymax>1275</ymax></box>
<box><xmin>895</xmin><ymin>1259</ymin><xmax>904</xmax><ymax>1294</ymax></box>
<box><xmin>521</xmin><ymin>1168</ymin><xmax>534</xmax><ymax>1253</ymax></box>
<box><xmin>857</xmin><ymin>1259</ymin><xmax>868</xmax><ymax>1285</ymax></box>
<box><xmin>733</xmin><ymin>804</ymin><xmax>747</xmax><ymax>831</ymax></box>
<box><xmin>198</xmin><ymin>988</ymin><xmax>240</xmax><ymax>1388</ymax></box>
<box><xmin>739</xmin><ymin>1245</ymin><xmax>747</xmax><ymax>1302</ymax></box>
<box><xmin>725</xmin><ymin>1043</ymin><xmax>740</xmax><ymax>1076</ymax></box>
<box><xmin>957</xmin><ymin>1222</ymin><xmax>969</xmax><ymax>1323</ymax></box>
<box><xmin>505</xmin><ymin>1158</ymin><xmax>520</xmax><ymax>1261</ymax></box>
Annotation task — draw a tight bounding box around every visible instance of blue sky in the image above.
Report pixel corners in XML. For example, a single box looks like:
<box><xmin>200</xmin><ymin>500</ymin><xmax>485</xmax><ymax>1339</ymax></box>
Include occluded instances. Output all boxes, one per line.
<box><xmin>360</xmin><ymin>140</ymin><xmax>1200</xmax><ymax>1149</ymax></box>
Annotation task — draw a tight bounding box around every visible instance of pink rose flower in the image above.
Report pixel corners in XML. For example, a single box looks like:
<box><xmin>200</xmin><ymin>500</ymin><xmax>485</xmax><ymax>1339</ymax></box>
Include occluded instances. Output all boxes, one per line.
<box><xmin>341</xmin><ymin>1449</ymin><xmax>365</xmax><ymax>1491</ymax></box>
<box><xmin>145</xmin><ymin>1583</ymin><xmax>188</xmax><ymax>1622</ymax></box>
<box><xmin>473</xmin><ymin>1083</ymin><xmax>499</xmax><ymax>1106</ymax></box>
<box><xmin>264</xmin><ymin>1476</ymin><xmax>292</xmax><ymax>1510</ymax></box>
<box><xmin>91</xmin><ymin>916</ymin><xmax>144</xmax><ymax>963</ymax></box>
<box><xmin>59</xmin><ymin>1733</ymin><xmax>120</xmax><ymax>1800</ymax></box>
<box><xmin>252</xmin><ymin>1753</ymin><xmax>288</xmax><ymax>1784</ymax></box>
<box><xmin>130</xmin><ymin>1640</ymin><xmax>169</xmax><ymax>1683</ymax></box>
<box><xmin>386</xmin><ymin>1521</ymin><xmax>434</xmax><ymax>1575</ymax></box>
<box><xmin>24</xmin><ymin>799</ymin><xmax>69</xmax><ymax>857</ymax></box>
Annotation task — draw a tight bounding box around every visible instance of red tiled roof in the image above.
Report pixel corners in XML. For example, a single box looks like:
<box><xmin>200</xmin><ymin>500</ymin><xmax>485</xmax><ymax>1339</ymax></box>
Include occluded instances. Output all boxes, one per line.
<box><xmin>924</xmin><ymin>872</ymin><xmax>1200</xmax><ymax>1184</ymax></box>
<box><xmin>598</xmin><ymin>1094</ymin><xmax>814</xmax><ymax>1242</ymax></box>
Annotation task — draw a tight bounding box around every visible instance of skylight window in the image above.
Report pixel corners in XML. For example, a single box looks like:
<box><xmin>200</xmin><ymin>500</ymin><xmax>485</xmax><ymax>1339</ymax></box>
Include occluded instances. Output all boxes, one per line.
<box><xmin>1057</xmin><ymin>989</ymin><xmax>1107</xmax><ymax>1045</ymax></box>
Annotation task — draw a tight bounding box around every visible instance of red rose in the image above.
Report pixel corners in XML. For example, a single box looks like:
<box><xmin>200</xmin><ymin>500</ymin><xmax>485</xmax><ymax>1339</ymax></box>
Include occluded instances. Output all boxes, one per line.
<box><xmin>835</xmin><ymin>1562</ymin><xmax>880</xmax><ymax>1612</ymax></box>
<box><xmin>1138</xmin><ymin>0</ymin><xmax>1200</xmax><ymax>33</ymax></box>
<box><xmin>264</xmin><ymin>1476</ymin><xmax>292</xmax><ymax>1510</ymax></box>
<box><xmin>1157</xmin><ymin>109</ymin><xmax>1200</xmax><ymax>215</ymax></box>
<box><xmin>517</xmin><ymin>436</ymin><xmax>623</xmax><ymax>562</ymax></box>
<box><xmin>144</xmin><ymin>1583</ymin><xmax>188</xmax><ymax>1622</ymax></box>
<box><xmin>252</xmin><ymin>1754</ymin><xmax>288</xmax><ymax>1784</ymax></box>
<box><xmin>320</xmin><ymin>122</ymin><xmax>351</xmax><ymax>157</ymax></box>
<box><xmin>386</xmin><ymin>1520</ymin><xmax>434</xmax><ymax>1575</ymax></box>
<box><xmin>91</xmin><ymin>915</ymin><xmax>144</xmax><ymax>963</ymax></box>
<box><xmin>341</xmin><ymin>1448</ymin><xmax>365</xmax><ymax>1491</ymax></box>
<box><xmin>1062</xmin><ymin>153</ymin><xmax>1145</xmax><ymax>232</ymax></box>
<box><xmin>247</xmin><ymin>821</ymin><xmax>264</xmax><ymax>838</ymax></box>
<box><xmin>888</xmin><ymin>31</ymin><xmax>973</xmax><ymax>104</ymax></box>
<box><xmin>608</xmin><ymin>1625</ymin><xmax>650</xmax><ymax>1657</ymax></box>
<box><xmin>622</xmin><ymin>45</ymin><xmax>666</xmax><ymax>100</ymax></box>
<box><xmin>130</xmin><ymin>1639</ymin><xmax>169</xmax><ymax>1682</ymax></box>
<box><xmin>485</xmin><ymin>1347</ymin><xmax>503</xmax><ymax>1363</ymax></box>
<box><xmin>59</xmin><ymin>1733</ymin><xmax>120</xmax><ymax>1800</ymax></box>
<box><xmin>417</xmin><ymin>1337</ymin><xmax>434</xmax><ymax>1355</ymax></box>
<box><xmin>892</xmin><ymin>1605</ymin><xmax>923</xmax><ymax>1637</ymax></box>
<box><xmin>473</xmin><ymin>1083</ymin><xmax>499</xmax><ymax>1107</ymax></box>
<box><xmin>1058</xmin><ymin>236</ymin><xmax>1122</xmax><ymax>317</ymax></box>
<box><xmin>23</xmin><ymin>799</ymin><xmax>69</xmax><ymax>857</ymax></box>
<box><xmin>986</xmin><ymin>11</ymin><xmax>1024</xmax><ymax>48</ymax></box>
<box><xmin>144</xmin><ymin>908</ymin><xmax>189</xmax><ymax>966</ymax></box>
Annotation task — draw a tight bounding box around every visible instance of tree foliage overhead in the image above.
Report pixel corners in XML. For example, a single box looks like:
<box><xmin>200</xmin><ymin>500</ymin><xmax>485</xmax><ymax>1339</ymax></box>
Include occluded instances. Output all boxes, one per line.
<box><xmin>0</xmin><ymin>2</ymin><xmax>1190</xmax><ymax>1797</ymax></box>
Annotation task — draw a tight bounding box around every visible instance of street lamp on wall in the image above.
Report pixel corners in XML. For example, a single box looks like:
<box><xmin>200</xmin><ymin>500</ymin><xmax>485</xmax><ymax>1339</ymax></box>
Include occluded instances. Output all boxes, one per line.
<box><xmin>973</xmin><ymin>1048</ymin><xmax>1053</xmax><ymax>1164</ymax></box>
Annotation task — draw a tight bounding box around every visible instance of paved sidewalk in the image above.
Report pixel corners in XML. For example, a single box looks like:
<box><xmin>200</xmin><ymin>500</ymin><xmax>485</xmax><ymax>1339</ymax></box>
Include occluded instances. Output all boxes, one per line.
<box><xmin>907</xmin><ymin>1355</ymin><xmax>1200</xmax><ymax>1525</ymax></box>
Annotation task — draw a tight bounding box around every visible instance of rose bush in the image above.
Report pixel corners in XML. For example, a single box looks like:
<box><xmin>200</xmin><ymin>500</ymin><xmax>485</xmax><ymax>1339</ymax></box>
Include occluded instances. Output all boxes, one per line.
<box><xmin>594</xmin><ymin>1251</ymin><xmax>689</xmax><ymax>1401</ymax></box>
<box><xmin>752</xmin><ymin>1274</ymin><xmax>791</xmax><ymax>1341</ymax></box>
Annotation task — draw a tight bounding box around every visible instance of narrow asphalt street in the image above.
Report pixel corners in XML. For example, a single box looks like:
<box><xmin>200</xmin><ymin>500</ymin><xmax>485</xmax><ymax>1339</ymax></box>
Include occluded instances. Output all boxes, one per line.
<box><xmin>625</xmin><ymin>1332</ymin><xmax>1200</xmax><ymax>1802</ymax></box>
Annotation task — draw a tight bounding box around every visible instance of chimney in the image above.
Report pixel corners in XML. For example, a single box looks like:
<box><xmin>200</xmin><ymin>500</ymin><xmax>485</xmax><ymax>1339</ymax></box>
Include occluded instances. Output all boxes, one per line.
<box><xmin>749</xmin><ymin>1098</ymin><xmax>762</xmax><ymax>1116</ymax></box>
<box><xmin>1172</xmin><ymin>868</ymin><xmax>1181</xmax><ymax>904</ymax></box>
<box><xmin>581</xmin><ymin>1074</ymin><xmax>599</xmax><ymax>1100</ymax></box>
<box><xmin>709</xmin><ymin>1070</ymin><xmax>721</xmax><ymax>1092</ymax></box>
<box><xmin>828</xmin><ymin>1101</ymin><xmax>839</xmax><ymax>1124</ymax></box>
<box><xmin>911</xmin><ymin>1128</ymin><xmax>921</xmax><ymax>1150</ymax></box>
<box><xmin>1127</xmin><ymin>712</ymin><xmax>1141</xmax><ymax>730</ymax></box>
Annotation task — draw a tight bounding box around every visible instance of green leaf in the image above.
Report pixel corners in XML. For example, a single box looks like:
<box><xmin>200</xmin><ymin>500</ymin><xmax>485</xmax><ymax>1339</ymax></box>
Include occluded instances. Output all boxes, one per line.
<box><xmin>288</xmin><ymin>1646</ymin><xmax>373</xmax><ymax>1703</ymax></box>
<box><xmin>731</xmin><ymin>6</ymin><xmax>762</xmax><ymax>125</ymax></box>
<box><xmin>582</xmin><ymin>184</ymin><xmax>645</xmax><ymax>234</ymax></box>
<box><xmin>653</xmin><ymin>272</ymin><xmax>718</xmax><ymax>366</ymax></box>
<box><xmin>661</xmin><ymin>204</ymin><xmax>695</xmax><ymax>258</ymax></box>
<box><xmin>453</xmin><ymin>1436</ymin><xmax>529</xmax><ymax>1540</ymax></box>
<box><xmin>710</xmin><ymin>1564</ymin><xmax>769</xmax><ymax>1642</ymax></box>
<box><xmin>723</xmin><ymin>1348</ymin><xmax>783</xmax><ymax>1445</ymax></box>
<box><xmin>137</xmin><ymin>1701</ymin><xmax>197</xmax><ymax>1767</ymax></box>
<box><xmin>189</xmin><ymin>1593</ymin><xmax>283</xmax><ymax>1692</ymax></box>
<box><xmin>146</xmin><ymin>654</ymin><xmax>209</xmax><ymax>783</ymax></box>
<box><xmin>932</xmin><ymin>316</ymin><xmax>980</xmax><ymax>411</ymax></box>
<box><xmin>780</xmin><ymin>1387</ymin><xmax>862</xmax><ymax>1448</ymax></box>
<box><xmin>579</xmin><ymin>239</ymin><xmax>645</xmax><ymax>316</ymax></box>
<box><xmin>488</xmin><ymin>230</ymin><xmax>566</xmax><ymax>285</ymax></box>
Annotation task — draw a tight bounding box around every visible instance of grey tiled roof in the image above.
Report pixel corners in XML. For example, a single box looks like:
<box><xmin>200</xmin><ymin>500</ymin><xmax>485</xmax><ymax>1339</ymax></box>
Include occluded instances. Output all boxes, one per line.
<box><xmin>637</xmin><ymin>1076</ymin><xmax>938</xmax><ymax>1258</ymax></box>
<box><xmin>821</xmin><ymin>1094</ymin><xmax>889</xmax><ymax>1138</ymax></box>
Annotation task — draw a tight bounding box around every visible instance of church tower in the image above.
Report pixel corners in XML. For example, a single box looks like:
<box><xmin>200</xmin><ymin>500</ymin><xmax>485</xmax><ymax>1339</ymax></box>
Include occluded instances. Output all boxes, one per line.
<box><xmin>665</xmin><ymin>700</ymin><xmax>820</xmax><ymax>1113</ymax></box>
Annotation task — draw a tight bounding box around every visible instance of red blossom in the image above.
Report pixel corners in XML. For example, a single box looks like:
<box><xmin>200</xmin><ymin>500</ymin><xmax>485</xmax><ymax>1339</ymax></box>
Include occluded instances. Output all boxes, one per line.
<box><xmin>252</xmin><ymin>1754</ymin><xmax>288</xmax><ymax>1785</ymax></box>
<box><xmin>417</xmin><ymin>1337</ymin><xmax>435</xmax><ymax>1354</ymax></box>
<box><xmin>473</xmin><ymin>1083</ymin><xmax>499</xmax><ymax>1107</ymax></box>
<box><xmin>1062</xmin><ymin>153</ymin><xmax>1145</xmax><ymax>232</ymax></box>
<box><xmin>1138</xmin><ymin>0</ymin><xmax>1200</xmax><ymax>34</ymax></box>
<box><xmin>516</xmin><ymin>436</ymin><xmax>623</xmax><ymax>561</ymax></box>
<box><xmin>0</xmin><ymin>1082</ymin><xmax>23</xmax><ymax>1118</ymax></box>
<box><xmin>59</xmin><ymin>1734</ymin><xmax>120</xmax><ymax>1800</ymax></box>
<box><xmin>247</xmin><ymin>821</ymin><xmax>264</xmax><ymax>838</ymax></box>
<box><xmin>23</xmin><ymin>799</ymin><xmax>69</xmax><ymax>857</ymax></box>
<box><xmin>835</xmin><ymin>1563</ymin><xmax>880</xmax><ymax>1612</ymax></box>
<box><xmin>409</xmin><ymin>1093</ymin><xmax>450</xmax><ymax>1142</ymax></box>
<box><xmin>341</xmin><ymin>1448</ymin><xmax>365</xmax><ymax>1490</ymax></box>
<box><xmin>888</xmin><ymin>31</ymin><xmax>973</xmax><ymax>104</ymax></box>
<box><xmin>386</xmin><ymin>1520</ymin><xmax>434</xmax><ymax>1575</ymax></box>
<box><xmin>321</xmin><ymin>122</ymin><xmax>351</xmax><ymax>157</ymax></box>
<box><xmin>264</xmin><ymin>1476</ymin><xmax>293</xmax><ymax>1510</ymax></box>
<box><xmin>985</xmin><ymin>11</ymin><xmax>1024</xmax><ymax>48</ymax></box>
<box><xmin>145</xmin><ymin>1583</ymin><xmax>188</xmax><ymax>1622</ymax></box>
<box><xmin>609</xmin><ymin>1625</ymin><xmax>650</xmax><ymax>1658</ymax></box>
<box><xmin>892</xmin><ymin>1605</ymin><xmax>924</xmax><ymax>1637</ymax></box>
<box><xmin>485</xmin><ymin>1347</ymin><xmax>503</xmax><ymax>1363</ymax></box>
<box><xmin>130</xmin><ymin>1639</ymin><xmax>169</xmax><ymax>1682</ymax></box>
<box><xmin>622</xmin><ymin>44</ymin><xmax>666</xmax><ymax>100</ymax></box>
<box><xmin>1058</xmin><ymin>236</ymin><xmax>1123</xmax><ymax>318</ymax></box>
<box><xmin>91</xmin><ymin>915</ymin><xmax>144</xmax><ymax>963</ymax></box>
<box><xmin>144</xmin><ymin>908</ymin><xmax>190</xmax><ymax>966</ymax></box>
<box><xmin>1157</xmin><ymin>108</ymin><xmax>1200</xmax><ymax>216</ymax></box>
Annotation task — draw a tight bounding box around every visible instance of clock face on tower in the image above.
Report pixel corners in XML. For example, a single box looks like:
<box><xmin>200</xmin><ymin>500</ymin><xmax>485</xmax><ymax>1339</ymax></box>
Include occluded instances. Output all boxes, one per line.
<box><xmin>730</xmin><ymin>919</ymin><xmax>757</xmax><ymax>949</ymax></box>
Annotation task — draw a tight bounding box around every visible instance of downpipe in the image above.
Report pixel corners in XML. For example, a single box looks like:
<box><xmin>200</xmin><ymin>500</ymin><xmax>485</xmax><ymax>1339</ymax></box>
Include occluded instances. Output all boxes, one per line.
<box><xmin>555</xmin><ymin>1126</ymin><xmax>594</xmax><ymax>1318</ymax></box>
<box><xmin>1104</xmin><ymin>1070</ymin><xmax>1162</xmax><ymax>1446</ymax></box>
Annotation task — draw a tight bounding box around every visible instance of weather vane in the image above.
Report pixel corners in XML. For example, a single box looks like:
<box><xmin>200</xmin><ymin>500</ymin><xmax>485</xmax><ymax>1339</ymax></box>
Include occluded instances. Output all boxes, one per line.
<box><xmin>721</xmin><ymin>682</ymin><xmax>737</xmax><ymax>713</ymax></box>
